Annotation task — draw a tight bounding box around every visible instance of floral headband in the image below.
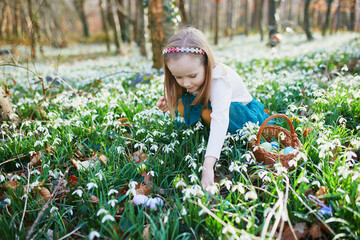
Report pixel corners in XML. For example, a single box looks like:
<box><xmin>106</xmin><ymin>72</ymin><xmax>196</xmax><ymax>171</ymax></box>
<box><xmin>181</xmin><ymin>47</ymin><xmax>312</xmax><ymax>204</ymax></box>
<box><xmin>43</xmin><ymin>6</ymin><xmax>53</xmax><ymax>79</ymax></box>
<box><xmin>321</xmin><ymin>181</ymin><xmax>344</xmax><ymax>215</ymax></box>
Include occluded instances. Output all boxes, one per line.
<box><xmin>162</xmin><ymin>47</ymin><xmax>206</xmax><ymax>55</ymax></box>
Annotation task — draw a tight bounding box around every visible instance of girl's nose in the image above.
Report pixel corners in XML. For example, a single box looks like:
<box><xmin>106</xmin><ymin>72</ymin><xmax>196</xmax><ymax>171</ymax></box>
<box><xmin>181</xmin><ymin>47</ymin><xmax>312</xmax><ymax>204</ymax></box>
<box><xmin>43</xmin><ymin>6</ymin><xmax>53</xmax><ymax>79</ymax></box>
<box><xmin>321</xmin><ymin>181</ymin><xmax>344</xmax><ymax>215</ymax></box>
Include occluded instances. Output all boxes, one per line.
<box><xmin>183</xmin><ymin>79</ymin><xmax>191</xmax><ymax>87</ymax></box>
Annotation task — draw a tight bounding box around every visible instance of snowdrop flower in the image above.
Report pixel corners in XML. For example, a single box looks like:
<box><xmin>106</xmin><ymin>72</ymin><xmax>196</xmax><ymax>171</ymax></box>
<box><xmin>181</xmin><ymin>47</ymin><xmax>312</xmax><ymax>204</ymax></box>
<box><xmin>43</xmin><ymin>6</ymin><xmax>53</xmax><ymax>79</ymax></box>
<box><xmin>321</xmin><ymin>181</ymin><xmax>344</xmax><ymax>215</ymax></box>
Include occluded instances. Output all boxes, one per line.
<box><xmin>126</xmin><ymin>181</ymin><xmax>138</xmax><ymax>196</ymax></box>
<box><xmin>4</xmin><ymin>198</ymin><xmax>11</xmax><ymax>205</ymax></box>
<box><xmin>198</xmin><ymin>209</ymin><xmax>205</xmax><ymax>216</ymax></box>
<box><xmin>87</xmin><ymin>182</ymin><xmax>98</xmax><ymax>191</ymax></box>
<box><xmin>108</xmin><ymin>199</ymin><xmax>118</xmax><ymax>208</ymax></box>
<box><xmin>95</xmin><ymin>171</ymin><xmax>104</xmax><ymax>181</ymax></box>
<box><xmin>311</xmin><ymin>180</ymin><xmax>321</xmax><ymax>188</ymax></box>
<box><xmin>72</xmin><ymin>189</ymin><xmax>83</xmax><ymax>198</ymax></box>
<box><xmin>297</xmin><ymin>176</ymin><xmax>309</xmax><ymax>184</ymax></box>
<box><xmin>206</xmin><ymin>184</ymin><xmax>218</xmax><ymax>195</ymax></box>
<box><xmin>147</xmin><ymin>171</ymin><xmax>155</xmax><ymax>177</ymax></box>
<box><xmin>21</xmin><ymin>194</ymin><xmax>28</xmax><ymax>200</ymax></box>
<box><xmin>232</xmin><ymin>182</ymin><xmax>245</xmax><ymax>194</ymax></box>
<box><xmin>50</xmin><ymin>206</ymin><xmax>58</xmax><ymax>213</ymax></box>
<box><xmin>220</xmin><ymin>179</ymin><xmax>232</xmax><ymax>190</ymax></box>
<box><xmin>175</xmin><ymin>180</ymin><xmax>187</xmax><ymax>189</ymax></box>
<box><xmin>189</xmin><ymin>174</ymin><xmax>198</xmax><ymax>183</ymax></box>
<box><xmin>89</xmin><ymin>230</ymin><xmax>100</xmax><ymax>240</ymax></box>
<box><xmin>10</xmin><ymin>174</ymin><xmax>21</xmax><ymax>181</ymax></box>
<box><xmin>244</xmin><ymin>191</ymin><xmax>257</xmax><ymax>201</ymax></box>
<box><xmin>101</xmin><ymin>214</ymin><xmax>115</xmax><ymax>223</ymax></box>
<box><xmin>0</xmin><ymin>175</ymin><xmax>5</xmax><ymax>183</ymax></box>
<box><xmin>181</xmin><ymin>207</ymin><xmax>187</xmax><ymax>215</ymax></box>
<box><xmin>150</xmin><ymin>144</ymin><xmax>158</xmax><ymax>152</ymax></box>
<box><xmin>229</xmin><ymin>161</ymin><xmax>241</xmax><ymax>172</ymax></box>
<box><xmin>96</xmin><ymin>208</ymin><xmax>108</xmax><ymax>216</ymax></box>
<box><xmin>107</xmin><ymin>189</ymin><xmax>118</xmax><ymax>196</ymax></box>
<box><xmin>30</xmin><ymin>170</ymin><xmax>41</xmax><ymax>175</ymax></box>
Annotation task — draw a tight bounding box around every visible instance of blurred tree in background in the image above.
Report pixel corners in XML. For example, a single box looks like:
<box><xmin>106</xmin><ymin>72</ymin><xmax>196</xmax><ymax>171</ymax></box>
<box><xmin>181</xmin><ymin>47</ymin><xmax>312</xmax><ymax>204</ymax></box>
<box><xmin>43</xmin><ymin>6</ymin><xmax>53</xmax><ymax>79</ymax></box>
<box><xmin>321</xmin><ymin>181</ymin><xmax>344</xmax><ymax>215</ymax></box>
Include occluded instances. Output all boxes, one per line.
<box><xmin>0</xmin><ymin>0</ymin><xmax>359</xmax><ymax>66</ymax></box>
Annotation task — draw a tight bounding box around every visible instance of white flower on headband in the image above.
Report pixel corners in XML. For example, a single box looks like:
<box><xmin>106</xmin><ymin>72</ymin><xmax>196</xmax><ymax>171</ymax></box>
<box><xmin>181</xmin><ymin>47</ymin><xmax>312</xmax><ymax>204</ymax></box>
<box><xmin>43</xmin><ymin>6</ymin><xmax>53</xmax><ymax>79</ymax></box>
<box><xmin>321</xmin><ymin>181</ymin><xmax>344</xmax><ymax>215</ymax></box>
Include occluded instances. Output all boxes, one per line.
<box><xmin>162</xmin><ymin>47</ymin><xmax>205</xmax><ymax>55</ymax></box>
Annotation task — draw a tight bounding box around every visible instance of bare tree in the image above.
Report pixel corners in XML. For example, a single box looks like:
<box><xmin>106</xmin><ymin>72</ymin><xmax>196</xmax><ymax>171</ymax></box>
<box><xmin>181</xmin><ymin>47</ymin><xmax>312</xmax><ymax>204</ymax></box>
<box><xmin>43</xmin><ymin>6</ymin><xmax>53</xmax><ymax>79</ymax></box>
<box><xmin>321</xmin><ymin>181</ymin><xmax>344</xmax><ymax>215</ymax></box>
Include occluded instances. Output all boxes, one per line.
<box><xmin>148</xmin><ymin>0</ymin><xmax>174</xmax><ymax>69</ymax></box>
<box><xmin>177</xmin><ymin>0</ymin><xmax>188</xmax><ymax>26</ymax></box>
<box><xmin>322</xmin><ymin>0</ymin><xmax>333</xmax><ymax>36</ymax></box>
<box><xmin>214</xmin><ymin>0</ymin><xmax>219</xmax><ymax>45</ymax></box>
<box><xmin>136</xmin><ymin>0</ymin><xmax>147</xmax><ymax>57</ymax></box>
<box><xmin>225</xmin><ymin>0</ymin><xmax>234</xmax><ymax>39</ymax></box>
<box><xmin>27</xmin><ymin>0</ymin><xmax>38</xmax><ymax>60</ymax></box>
<box><xmin>258</xmin><ymin>0</ymin><xmax>264</xmax><ymax>41</ymax></box>
<box><xmin>304</xmin><ymin>0</ymin><xmax>313</xmax><ymax>40</ymax></box>
<box><xmin>74</xmin><ymin>0</ymin><xmax>89</xmax><ymax>37</ymax></box>
<box><xmin>268</xmin><ymin>0</ymin><xmax>277</xmax><ymax>38</ymax></box>
<box><xmin>99</xmin><ymin>0</ymin><xmax>110</xmax><ymax>51</ymax></box>
<box><xmin>349</xmin><ymin>0</ymin><xmax>356</xmax><ymax>31</ymax></box>
<box><xmin>116</xmin><ymin>0</ymin><xmax>130</xmax><ymax>43</ymax></box>
<box><xmin>107</xmin><ymin>0</ymin><xmax>121</xmax><ymax>54</ymax></box>
<box><xmin>244</xmin><ymin>0</ymin><xmax>249</xmax><ymax>36</ymax></box>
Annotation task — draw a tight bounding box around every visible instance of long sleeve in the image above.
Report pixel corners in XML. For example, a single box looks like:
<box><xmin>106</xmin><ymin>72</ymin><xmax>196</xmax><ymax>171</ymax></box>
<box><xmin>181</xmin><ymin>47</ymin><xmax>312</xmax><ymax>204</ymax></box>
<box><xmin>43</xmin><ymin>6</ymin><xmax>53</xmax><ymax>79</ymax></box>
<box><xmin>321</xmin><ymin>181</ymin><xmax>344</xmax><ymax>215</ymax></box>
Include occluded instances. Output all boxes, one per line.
<box><xmin>205</xmin><ymin>68</ymin><xmax>232</xmax><ymax>159</ymax></box>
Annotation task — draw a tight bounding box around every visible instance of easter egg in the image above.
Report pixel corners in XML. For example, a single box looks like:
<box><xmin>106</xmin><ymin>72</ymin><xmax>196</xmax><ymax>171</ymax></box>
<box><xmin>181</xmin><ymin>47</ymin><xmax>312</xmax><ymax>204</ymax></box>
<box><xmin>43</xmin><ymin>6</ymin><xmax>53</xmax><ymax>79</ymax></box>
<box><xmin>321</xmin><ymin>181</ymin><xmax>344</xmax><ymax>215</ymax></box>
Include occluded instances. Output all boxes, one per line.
<box><xmin>132</xmin><ymin>194</ymin><xmax>149</xmax><ymax>206</ymax></box>
<box><xmin>270</xmin><ymin>140</ymin><xmax>279</xmax><ymax>149</ymax></box>
<box><xmin>260</xmin><ymin>142</ymin><xmax>273</xmax><ymax>151</ymax></box>
<box><xmin>284</xmin><ymin>146</ymin><xmax>295</xmax><ymax>154</ymax></box>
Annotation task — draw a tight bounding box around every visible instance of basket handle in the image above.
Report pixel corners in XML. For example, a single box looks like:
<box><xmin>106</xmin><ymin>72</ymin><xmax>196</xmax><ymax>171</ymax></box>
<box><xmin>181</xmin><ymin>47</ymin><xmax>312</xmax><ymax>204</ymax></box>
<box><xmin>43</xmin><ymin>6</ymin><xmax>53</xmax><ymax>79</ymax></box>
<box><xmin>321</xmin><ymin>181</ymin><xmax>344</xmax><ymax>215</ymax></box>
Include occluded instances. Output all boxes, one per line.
<box><xmin>255</xmin><ymin>114</ymin><xmax>298</xmax><ymax>146</ymax></box>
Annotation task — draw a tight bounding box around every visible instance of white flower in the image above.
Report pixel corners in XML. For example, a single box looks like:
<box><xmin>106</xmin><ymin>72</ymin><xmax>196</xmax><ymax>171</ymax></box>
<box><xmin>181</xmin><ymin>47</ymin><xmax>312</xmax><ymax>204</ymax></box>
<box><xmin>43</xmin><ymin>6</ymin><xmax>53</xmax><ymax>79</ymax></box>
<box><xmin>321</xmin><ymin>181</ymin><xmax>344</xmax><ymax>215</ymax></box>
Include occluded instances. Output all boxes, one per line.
<box><xmin>50</xmin><ymin>206</ymin><xmax>58</xmax><ymax>213</ymax></box>
<box><xmin>95</xmin><ymin>171</ymin><xmax>104</xmax><ymax>181</ymax></box>
<box><xmin>108</xmin><ymin>199</ymin><xmax>118</xmax><ymax>208</ymax></box>
<box><xmin>175</xmin><ymin>180</ymin><xmax>187</xmax><ymax>189</ymax></box>
<box><xmin>101</xmin><ymin>214</ymin><xmax>115</xmax><ymax>223</ymax></box>
<box><xmin>0</xmin><ymin>175</ymin><xmax>5</xmax><ymax>182</ymax></box>
<box><xmin>189</xmin><ymin>174</ymin><xmax>198</xmax><ymax>183</ymax></box>
<box><xmin>72</xmin><ymin>189</ymin><xmax>83</xmax><ymax>198</ymax></box>
<box><xmin>198</xmin><ymin>209</ymin><xmax>205</xmax><ymax>216</ymax></box>
<box><xmin>220</xmin><ymin>179</ymin><xmax>232</xmax><ymax>190</ymax></box>
<box><xmin>126</xmin><ymin>181</ymin><xmax>138</xmax><ymax>196</ymax></box>
<box><xmin>244</xmin><ymin>191</ymin><xmax>257</xmax><ymax>201</ymax></box>
<box><xmin>181</xmin><ymin>208</ymin><xmax>187</xmax><ymax>215</ymax></box>
<box><xmin>205</xmin><ymin>185</ymin><xmax>218</xmax><ymax>195</ymax></box>
<box><xmin>87</xmin><ymin>182</ymin><xmax>98</xmax><ymax>190</ymax></box>
<box><xmin>297</xmin><ymin>176</ymin><xmax>309</xmax><ymax>184</ymax></box>
<box><xmin>108</xmin><ymin>189</ymin><xmax>118</xmax><ymax>196</ymax></box>
<box><xmin>89</xmin><ymin>230</ymin><xmax>100</xmax><ymax>240</ymax></box>
<box><xmin>147</xmin><ymin>171</ymin><xmax>155</xmax><ymax>177</ymax></box>
<box><xmin>4</xmin><ymin>198</ymin><xmax>11</xmax><ymax>205</ymax></box>
<box><xmin>96</xmin><ymin>208</ymin><xmax>108</xmax><ymax>216</ymax></box>
<box><xmin>232</xmin><ymin>182</ymin><xmax>245</xmax><ymax>194</ymax></box>
<box><xmin>21</xmin><ymin>194</ymin><xmax>28</xmax><ymax>200</ymax></box>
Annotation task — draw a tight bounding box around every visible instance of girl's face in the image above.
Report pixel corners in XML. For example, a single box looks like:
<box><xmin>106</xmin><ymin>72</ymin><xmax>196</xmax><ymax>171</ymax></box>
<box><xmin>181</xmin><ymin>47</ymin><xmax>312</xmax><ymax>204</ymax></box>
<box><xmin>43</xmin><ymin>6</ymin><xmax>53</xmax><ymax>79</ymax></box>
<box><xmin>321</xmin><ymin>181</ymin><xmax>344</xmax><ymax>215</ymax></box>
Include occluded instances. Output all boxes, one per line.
<box><xmin>167</xmin><ymin>54</ymin><xmax>205</xmax><ymax>93</ymax></box>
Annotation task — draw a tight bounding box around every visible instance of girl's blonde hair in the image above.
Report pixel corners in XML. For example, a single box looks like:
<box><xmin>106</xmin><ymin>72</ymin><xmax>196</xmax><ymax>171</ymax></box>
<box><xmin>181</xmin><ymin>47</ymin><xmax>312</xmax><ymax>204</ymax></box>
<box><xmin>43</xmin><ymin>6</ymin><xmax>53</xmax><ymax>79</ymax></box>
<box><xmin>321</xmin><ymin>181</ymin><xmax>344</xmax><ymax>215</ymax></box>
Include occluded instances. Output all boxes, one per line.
<box><xmin>163</xmin><ymin>27</ymin><xmax>216</xmax><ymax>116</ymax></box>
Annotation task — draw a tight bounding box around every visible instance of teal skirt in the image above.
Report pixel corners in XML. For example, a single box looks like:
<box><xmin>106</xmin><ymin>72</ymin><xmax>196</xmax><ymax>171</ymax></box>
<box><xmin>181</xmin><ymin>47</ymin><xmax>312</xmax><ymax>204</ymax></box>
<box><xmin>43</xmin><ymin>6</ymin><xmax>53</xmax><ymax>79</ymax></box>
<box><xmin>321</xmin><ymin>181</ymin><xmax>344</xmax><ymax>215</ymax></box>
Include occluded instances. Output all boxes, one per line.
<box><xmin>175</xmin><ymin>94</ymin><xmax>270</xmax><ymax>133</ymax></box>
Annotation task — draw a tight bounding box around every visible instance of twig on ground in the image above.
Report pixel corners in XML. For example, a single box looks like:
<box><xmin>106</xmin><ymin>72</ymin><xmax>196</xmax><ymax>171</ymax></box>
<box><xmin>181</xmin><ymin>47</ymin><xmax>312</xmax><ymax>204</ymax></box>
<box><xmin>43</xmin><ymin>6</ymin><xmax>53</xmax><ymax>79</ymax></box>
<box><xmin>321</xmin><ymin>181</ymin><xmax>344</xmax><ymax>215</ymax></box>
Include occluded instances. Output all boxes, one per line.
<box><xmin>0</xmin><ymin>153</ymin><xmax>27</xmax><ymax>166</ymax></box>
<box><xmin>19</xmin><ymin>164</ymin><xmax>31</xmax><ymax>231</ymax></box>
<box><xmin>58</xmin><ymin>225</ymin><xmax>82</xmax><ymax>240</ymax></box>
<box><xmin>26</xmin><ymin>167</ymin><xmax>70</xmax><ymax>240</ymax></box>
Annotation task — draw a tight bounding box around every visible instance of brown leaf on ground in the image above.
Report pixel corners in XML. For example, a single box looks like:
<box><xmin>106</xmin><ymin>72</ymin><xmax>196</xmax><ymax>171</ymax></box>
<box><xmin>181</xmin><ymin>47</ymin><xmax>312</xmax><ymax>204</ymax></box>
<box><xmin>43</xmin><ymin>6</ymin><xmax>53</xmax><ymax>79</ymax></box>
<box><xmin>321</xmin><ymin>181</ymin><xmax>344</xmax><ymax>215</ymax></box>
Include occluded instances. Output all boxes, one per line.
<box><xmin>5</xmin><ymin>180</ymin><xmax>19</xmax><ymax>191</ymax></box>
<box><xmin>142</xmin><ymin>225</ymin><xmax>150</xmax><ymax>240</ymax></box>
<box><xmin>40</xmin><ymin>187</ymin><xmax>51</xmax><ymax>201</ymax></box>
<box><xmin>90</xmin><ymin>195</ymin><xmax>99</xmax><ymax>205</ymax></box>
<box><xmin>309</xmin><ymin>222</ymin><xmax>322</xmax><ymax>239</ymax></box>
<box><xmin>68</xmin><ymin>175</ymin><xmax>79</xmax><ymax>186</ymax></box>
<box><xmin>98</xmin><ymin>155</ymin><xmax>107</xmax><ymax>165</ymax></box>
<box><xmin>29</xmin><ymin>151</ymin><xmax>42</xmax><ymax>167</ymax></box>
<box><xmin>315</xmin><ymin>186</ymin><xmax>329</xmax><ymax>205</ymax></box>
<box><xmin>281</xmin><ymin>222</ymin><xmax>309</xmax><ymax>240</ymax></box>
<box><xmin>141</xmin><ymin>171</ymin><xmax>152</xmax><ymax>187</ymax></box>
<box><xmin>136</xmin><ymin>182</ymin><xmax>151</xmax><ymax>196</ymax></box>
<box><xmin>133</xmin><ymin>151</ymin><xmax>147</xmax><ymax>164</ymax></box>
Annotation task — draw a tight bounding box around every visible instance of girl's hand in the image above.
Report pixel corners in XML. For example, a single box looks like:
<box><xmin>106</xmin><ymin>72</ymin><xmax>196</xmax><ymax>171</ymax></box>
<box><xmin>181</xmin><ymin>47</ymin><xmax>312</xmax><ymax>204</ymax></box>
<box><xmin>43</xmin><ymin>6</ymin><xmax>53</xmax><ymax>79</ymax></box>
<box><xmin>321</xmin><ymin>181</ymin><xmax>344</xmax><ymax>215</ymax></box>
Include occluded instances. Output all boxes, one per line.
<box><xmin>156</xmin><ymin>96</ymin><xmax>168</xmax><ymax>112</ymax></box>
<box><xmin>201</xmin><ymin>156</ymin><xmax>216</xmax><ymax>192</ymax></box>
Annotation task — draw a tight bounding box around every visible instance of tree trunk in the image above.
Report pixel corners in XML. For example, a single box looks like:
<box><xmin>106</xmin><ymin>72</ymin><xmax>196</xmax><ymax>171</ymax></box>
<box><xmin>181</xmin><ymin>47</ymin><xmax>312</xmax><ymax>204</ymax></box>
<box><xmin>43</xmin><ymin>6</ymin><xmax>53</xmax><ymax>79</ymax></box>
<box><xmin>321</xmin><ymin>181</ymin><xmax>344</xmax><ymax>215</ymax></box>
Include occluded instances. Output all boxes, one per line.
<box><xmin>288</xmin><ymin>0</ymin><xmax>292</xmax><ymax>20</ymax></box>
<box><xmin>322</xmin><ymin>0</ymin><xmax>333</xmax><ymax>36</ymax></box>
<box><xmin>177</xmin><ymin>0</ymin><xmax>187</xmax><ymax>26</ymax></box>
<box><xmin>27</xmin><ymin>0</ymin><xmax>37</xmax><ymax>60</ymax></box>
<box><xmin>99</xmin><ymin>0</ymin><xmax>110</xmax><ymax>52</ymax></box>
<box><xmin>214</xmin><ymin>0</ymin><xmax>219</xmax><ymax>45</ymax></box>
<box><xmin>136</xmin><ymin>0</ymin><xmax>147</xmax><ymax>57</ymax></box>
<box><xmin>225</xmin><ymin>0</ymin><xmax>233</xmax><ymax>39</ymax></box>
<box><xmin>74</xmin><ymin>0</ymin><xmax>89</xmax><ymax>37</ymax></box>
<box><xmin>116</xmin><ymin>0</ymin><xmax>130</xmax><ymax>43</ymax></box>
<box><xmin>349</xmin><ymin>0</ymin><xmax>356</xmax><ymax>31</ymax></box>
<box><xmin>303</xmin><ymin>0</ymin><xmax>313</xmax><ymax>40</ymax></box>
<box><xmin>244</xmin><ymin>0</ymin><xmax>249</xmax><ymax>36</ymax></box>
<box><xmin>258</xmin><ymin>0</ymin><xmax>264</xmax><ymax>41</ymax></box>
<box><xmin>13</xmin><ymin>0</ymin><xmax>22</xmax><ymax>37</ymax></box>
<box><xmin>268</xmin><ymin>0</ymin><xmax>277</xmax><ymax>38</ymax></box>
<box><xmin>107</xmin><ymin>0</ymin><xmax>121</xmax><ymax>54</ymax></box>
<box><xmin>0</xmin><ymin>86</ymin><xmax>20</xmax><ymax>124</ymax></box>
<box><xmin>148</xmin><ymin>0</ymin><xmax>174</xmax><ymax>69</ymax></box>
<box><xmin>251</xmin><ymin>0</ymin><xmax>259</xmax><ymax>30</ymax></box>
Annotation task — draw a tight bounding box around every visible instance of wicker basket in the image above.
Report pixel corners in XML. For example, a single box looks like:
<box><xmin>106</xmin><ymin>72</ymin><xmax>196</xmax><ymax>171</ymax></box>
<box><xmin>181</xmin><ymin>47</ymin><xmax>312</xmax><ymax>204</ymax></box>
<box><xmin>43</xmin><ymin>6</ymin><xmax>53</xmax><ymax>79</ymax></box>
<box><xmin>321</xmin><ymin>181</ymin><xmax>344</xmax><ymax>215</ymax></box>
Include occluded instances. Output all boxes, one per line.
<box><xmin>249</xmin><ymin>114</ymin><xmax>302</xmax><ymax>168</ymax></box>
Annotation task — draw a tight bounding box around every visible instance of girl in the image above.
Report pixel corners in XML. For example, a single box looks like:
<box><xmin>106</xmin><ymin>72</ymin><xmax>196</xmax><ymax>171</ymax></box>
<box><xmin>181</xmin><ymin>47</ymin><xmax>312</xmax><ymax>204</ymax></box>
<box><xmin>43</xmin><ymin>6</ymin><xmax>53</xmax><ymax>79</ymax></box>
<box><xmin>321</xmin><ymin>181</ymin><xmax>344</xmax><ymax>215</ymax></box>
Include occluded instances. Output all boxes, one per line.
<box><xmin>156</xmin><ymin>27</ymin><xmax>269</xmax><ymax>192</ymax></box>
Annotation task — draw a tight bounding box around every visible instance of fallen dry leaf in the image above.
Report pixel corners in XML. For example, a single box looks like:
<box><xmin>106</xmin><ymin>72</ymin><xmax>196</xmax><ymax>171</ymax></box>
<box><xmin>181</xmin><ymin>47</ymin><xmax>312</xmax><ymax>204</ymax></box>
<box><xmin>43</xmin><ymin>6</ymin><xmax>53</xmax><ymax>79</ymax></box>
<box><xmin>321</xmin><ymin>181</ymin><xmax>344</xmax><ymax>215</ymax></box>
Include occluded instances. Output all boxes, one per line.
<box><xmin>5</xmin><ymin>180</ymin><xmax>19</xmax><ymax>191</ymax></box>
<box><xmin>309</xmin><ymin>222</ymin><xmax>322</xmax><ymax>239</ymax></box>
<box><xmin>136</xmin><ymin>182</ymin><xmax>151</xmax><ymax>196</ymax></box>
<box><xmin>142</xmin><ymin>224</ymin><xmax>150</xmax><ymax>240</ymax></box>
<box><xmin>29</xmin><ymin>151</ymin><xmax>42</xmax><ymax>167</ymax></box>
<box><xmin>281</xmin><ymin>222</ymin><xmax>309</xmax><ymax>240</ymax></box>
<box><xmin>40</xmin><ymin>187</ymin><xmax>51</xmax><ymax>201</ymax></box>
<box><xmin>133</xmin><ymin>151</ymin><xmax>147</xmax><ymax>164</ymax></box>
<box><xmin>68</xmin><ymin>175</ymin><xmax>79</xmax><ymax>186</ymax></box>
<box><xmin>98</xmin><ymin>155</ymin><xmax>107</xmax><ymax>165</ymax></box>
<box><xmin>315</xmin><ymin>186</ymin><xmax>329</xmax><ymax>205</ymax></box>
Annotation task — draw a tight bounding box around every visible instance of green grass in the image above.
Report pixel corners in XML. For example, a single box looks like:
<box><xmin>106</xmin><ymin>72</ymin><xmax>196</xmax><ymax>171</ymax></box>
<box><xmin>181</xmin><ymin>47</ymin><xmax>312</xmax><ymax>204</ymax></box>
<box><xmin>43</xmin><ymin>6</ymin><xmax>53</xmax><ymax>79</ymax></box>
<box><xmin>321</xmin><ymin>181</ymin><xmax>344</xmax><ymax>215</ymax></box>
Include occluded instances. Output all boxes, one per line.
<box><xmin>1</xmin><ymin>36</ymin><xmax>360</xmax><ymax>239</ymax></box>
